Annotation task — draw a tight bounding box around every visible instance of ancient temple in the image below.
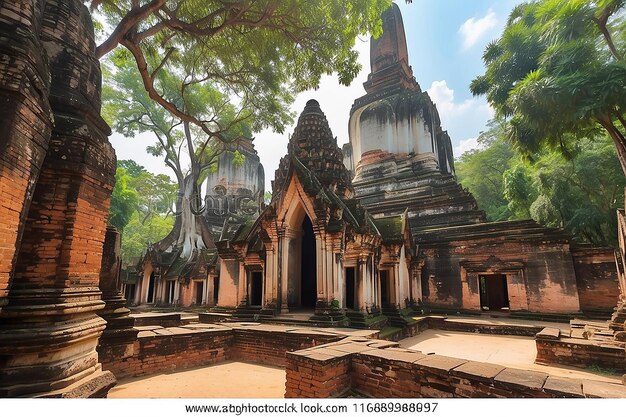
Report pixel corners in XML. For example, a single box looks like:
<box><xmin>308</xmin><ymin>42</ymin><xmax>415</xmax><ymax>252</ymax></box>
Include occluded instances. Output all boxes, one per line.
<box><xmin>127</xmin><ymin>139</ymin><xmax>264</xmax><ymax>308</ymax></box>
<box><xmin>214</xmin><ymin>99</ymin><xmax>418</xmax><ymax>324</ymax></box>
<box><xmin>342</xmin><ymin>3</ymin><xmax>617</xmax><ymax>316</ymax></box>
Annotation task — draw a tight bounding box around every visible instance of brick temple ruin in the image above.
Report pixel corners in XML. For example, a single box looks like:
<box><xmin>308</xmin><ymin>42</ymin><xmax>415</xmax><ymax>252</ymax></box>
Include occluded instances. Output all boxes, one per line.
<box><xmin>129</xmin><ymin>3</ymin><xmax>618</xmax><ymax>322</ymax></box>
<box><xmin>0</xmin><ymin>0</ymin><xmax>625</xmax><ymax>398</ymax></box>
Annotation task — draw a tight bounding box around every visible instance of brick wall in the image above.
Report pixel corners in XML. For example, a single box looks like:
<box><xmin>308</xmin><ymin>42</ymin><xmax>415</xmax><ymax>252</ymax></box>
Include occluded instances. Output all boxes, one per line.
<box><xmin>231</xmin><ymin>327</ymin><xmax>342</xmax><ymax>367</ymax></box>
<box><xmin>572</xmin><ymin>248</ymin><xmax>619</xmax><ymax>314</ymax></box>
<box><xmin>285</xmin><ymin>339</ymin><xmax>626</xmax><ymax>398</ymax></box>
<box><xmin>101</xmin><ymin>324</ymin><xmax>342</xmax><ymax>379</ymax></box>
<box><xmin>536</xmin><ymin>337</ymin><xmax>626</xmax><ymax>372</ymax></box>
<box><xmin>101</xmin><ymin>328</ymin><xmax>234</xmax><ymax>379</ymax></box>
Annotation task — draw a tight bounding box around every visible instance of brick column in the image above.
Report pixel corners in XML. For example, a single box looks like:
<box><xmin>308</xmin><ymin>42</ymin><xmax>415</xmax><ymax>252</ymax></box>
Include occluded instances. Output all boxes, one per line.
<box><xmin>0</xmin><ymin>0</ymin><xmax>52</xmax><ymax>313</ymax></box>
<box><xmin>0</xmin><ymin>0</ymin><xmax>116</xmax><ymax>397</ymax></box>
<box><xmin>98</xmin><ymin>226</ymin><xmax>138</xmax><ymax>344</ymax></box>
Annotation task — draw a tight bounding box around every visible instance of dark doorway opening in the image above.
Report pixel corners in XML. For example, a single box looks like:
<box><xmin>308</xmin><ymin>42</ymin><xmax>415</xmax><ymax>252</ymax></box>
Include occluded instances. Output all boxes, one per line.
<box><xmin>479</xmin><ymin>274</ymin><xmax>510</xmax><ymax>311</ymax></box>
<box><xmin>250</xmin><ymin>271</ymin><xmax>263</xmax><ymax>306</ymax></box>
<box><xmin>346</xmin><ymin>267</ymin><xmax>355</xmax><ymax>310</ymax></box>
<box><xmin>124</xmin><ymin>284</ymin><xmax>136</xmax><ymax>303</ymax></box>
<box><xmin>195</xmin><ymin>281</ymin><xmax>204</xmax><ymax>305</ymax></box>
<box><xmin>166</xmin><ymin>281</ymin><xmax>176</xmax><ymax>304</ymax></box>
<box><xmin>147</xmin><ymin>272</ymin><xmax>156</xmax><ymax>303</ymax></box>
<box><xmin>213</xmin><ymin>276</ymin><xmax>220</xmax><ymax>305</ymax></box>
<box><xmin>300</xmin><ymin>215</ymin><xmax>317</xmax><ymax>308</ymax></box>
<box><xmin>380</xmin><ymin>270</ymin><xmax>390</xmax><ymax>307</ymax></box>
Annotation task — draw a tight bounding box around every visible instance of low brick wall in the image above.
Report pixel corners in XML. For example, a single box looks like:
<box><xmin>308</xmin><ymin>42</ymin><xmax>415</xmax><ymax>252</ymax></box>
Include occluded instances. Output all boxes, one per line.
<box><xmin>101</xmin><ymin>324</ymin><xmax>344</xmax><ymax>379</ymax></box>
<box><xmin>536</xmin><ymin>337</ymin><xmax>626</xmax><ymax>372</ymax></box>
<box><xmin>231</xmin><ymin>326</ymin><xmax>343</xmax><ymax>367</ymax></box>
<box><xmin>101</xmin><ymin>326</ymin><xmax>233</xmax><ymax>378</ymax></box>
<box><xmin>285</xmin><ymin>339</ymin><xmax>626</xmax><ymax>398</ymax></box>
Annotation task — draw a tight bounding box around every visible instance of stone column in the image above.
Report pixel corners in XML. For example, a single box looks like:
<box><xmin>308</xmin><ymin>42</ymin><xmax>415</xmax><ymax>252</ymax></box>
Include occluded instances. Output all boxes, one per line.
<box><xmin>279</xmin><ymin>230</ymin><xmax>289</xmax><ymax>313</ymax></box>
<box><xmin>0</xmin><ymin>0</ymin><xmax>116</xmax><ymax>397</ymax></box>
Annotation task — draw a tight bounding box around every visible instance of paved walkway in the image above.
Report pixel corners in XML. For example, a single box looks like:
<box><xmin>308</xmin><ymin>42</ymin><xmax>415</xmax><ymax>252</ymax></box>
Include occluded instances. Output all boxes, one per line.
<box><xmin>108</xmin><ymin>361</ymin><xmax>286</xmax><ymax>398</ymax></box>
<box><xmin>400</xmin><ymin>329</ymin><xmax>622</xmax><ymax>384</ymax></box>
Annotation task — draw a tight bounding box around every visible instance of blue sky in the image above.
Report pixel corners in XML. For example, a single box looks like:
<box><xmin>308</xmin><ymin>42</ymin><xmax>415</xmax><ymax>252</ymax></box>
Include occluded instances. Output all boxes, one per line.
<box><xmin>110</xmin><ymin>0</ymin><xmax>524</xmax><ymax>192</ymax></box>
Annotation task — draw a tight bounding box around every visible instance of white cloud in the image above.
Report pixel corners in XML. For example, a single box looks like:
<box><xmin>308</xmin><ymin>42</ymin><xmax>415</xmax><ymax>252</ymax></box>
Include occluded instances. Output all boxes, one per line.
<box><xmin>454</xmin><ymin>137</ymin><xmax>481</xmax><ymax>158</ymax></box>
<box><xmin>458</xmin><ymin>9</ymin><xmax>497</xmax><ymax>50</ymax></box>
<box><xmin>426</xmin><ymin>80</ymin><xmax>494</xmax><ymax>159</ymax></box>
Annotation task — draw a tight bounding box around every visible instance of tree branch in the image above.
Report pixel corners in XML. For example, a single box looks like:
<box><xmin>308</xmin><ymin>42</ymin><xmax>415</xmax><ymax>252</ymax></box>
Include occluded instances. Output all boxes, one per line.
<box><xmin>96</xmin><ymin>0</ymin><xmax>168</xmax><ymax>59</ymax></box>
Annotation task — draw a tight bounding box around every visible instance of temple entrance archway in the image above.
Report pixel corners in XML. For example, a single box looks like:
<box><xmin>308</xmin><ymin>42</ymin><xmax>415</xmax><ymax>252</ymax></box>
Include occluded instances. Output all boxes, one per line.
<box><xmin>300</xmin><ymin>215</ymin><xmax>317</xmax><ymax>308</ymax></box>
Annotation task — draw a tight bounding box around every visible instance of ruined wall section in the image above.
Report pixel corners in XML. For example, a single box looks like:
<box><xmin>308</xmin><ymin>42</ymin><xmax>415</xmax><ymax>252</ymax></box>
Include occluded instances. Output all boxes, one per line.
<box><xmin>418</xmin><ymin>221</ymin><xmax>581</xmax><ymax>314</ymax></box>
<box><xmin>571</xmin><ymin>247</ymin><xmax>620</xmax><ymax>315</ymax></box>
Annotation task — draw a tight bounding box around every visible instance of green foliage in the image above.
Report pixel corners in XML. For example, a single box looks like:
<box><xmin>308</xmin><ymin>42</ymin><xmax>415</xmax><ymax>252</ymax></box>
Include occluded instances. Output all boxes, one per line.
<box><xmin>471</xmin><ymin>0</ymin><xmax>626</xmax><ymax>170</ymax></box>
<box><xmin>120</xmin><ymin>211</ymin><xmax>175</xmax><ymax>263</ymax></box>
<box><xmin>232</xmin><ymin>150</ymin><xmax>245</xmax><ymax>168</ymax></box>
<box><xmin>96</xmin><ymin>0</ymin><xmax>396</xmax><ymax>138</ymax></box>
<box><xmin>457</xmin><ymin>122</ymin><xmax>626</xmax><ymax>246</ymax></box>
<box><xmin>108</xmin><ymin>168</ymin><xmax>140</xmax><ymax>231</ymax></box>
<box><xmin>108</xmin><ymin>160</ymin><xmax>178</xmax><ymax>263</ymax></box>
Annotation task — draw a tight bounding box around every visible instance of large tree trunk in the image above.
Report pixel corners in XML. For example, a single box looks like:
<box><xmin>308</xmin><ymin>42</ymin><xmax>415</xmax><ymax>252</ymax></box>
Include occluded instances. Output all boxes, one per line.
<box><xmin>153</xmin><ymin>174</ymin><xmax>214</xmax><ymax>258</ymax></box>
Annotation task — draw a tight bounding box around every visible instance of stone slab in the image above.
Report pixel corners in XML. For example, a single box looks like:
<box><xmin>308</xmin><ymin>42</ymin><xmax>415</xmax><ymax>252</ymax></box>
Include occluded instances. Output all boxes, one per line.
<box><xmin>450</xmin><ymin>361</ymin><xmax>505</xmax><ymax>383</ymax></box>
<box><xmin>415</xmin><ymin>354</ymin><xmax>467</xmax><ymax>372</ymax></box>
<box><xmin>360</xmin><ymin>347</ymin><xmax>426</xmax><ymax>363</ymax></box>
<box><xmin>494</xmin><ymin>368</ymin><xmax>548</xmax><ymax>391</ymax></box>
<box><xmin>535</xmin><ymin>327</ymin><xmax>560</xmax><ymax>340</ymax></box>
<box><xmin>583</xmin><ymin>380</ymin><xmax>626</xmax><ymax>398</ymax></box>
<box><xmin>543</xmin><ymin>376</ymin><xmax>584</xmax><ymax>398</ymax></box>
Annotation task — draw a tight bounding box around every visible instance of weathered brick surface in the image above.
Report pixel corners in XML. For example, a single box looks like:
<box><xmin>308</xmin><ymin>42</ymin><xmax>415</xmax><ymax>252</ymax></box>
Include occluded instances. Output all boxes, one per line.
<box><xmin>0</xmin><ymin>0</ymin><xmax>53</xmax><ymax>308</ymax></box>
<box><xmin>571</xmin><ymin>248</ymin><xmax>620</xmax><ymax>315</ymax></box>
<box><xmin>0</xmin><ymin>0</ymin><xmax>115</xmax><ymax>398</ymax></box>
<box><xmin>536</xmin><ymin>337</ymin><xmax>626</xmax><ymax>372</ymax></box>
<box><xmin>230</xmin><ymin>327</ymin><xmax>342</xmax><ymax>367</ymax></box>
<box><xmin>285</xmin><ymin>340</ymin><xmax>626</xmax><ymax>398</ymax></box>
<box><xmin>102</xmin><ymin>328</ymin><xmax>233</xmax><ymax>379</ymax></box>
<box><xmin>101</xmin><ymin>325</ymin><xmax>342</xmax><ymax>380</ymax></box>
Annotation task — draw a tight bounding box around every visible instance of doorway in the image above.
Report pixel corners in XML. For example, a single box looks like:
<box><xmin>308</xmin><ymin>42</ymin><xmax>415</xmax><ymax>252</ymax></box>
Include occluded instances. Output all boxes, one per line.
<box><xmin>195</xmin><ymin>281</ymin><xmax>204</xmax><ymax>305</ymax></box>
<box><xmin>479</xmin><ymin>274</ymin><xmax>510</xmax><ymax>311</ymax></box>
<box><xmin>345</xmin><ymin>267</ymin><xmax>355</xmax><ymax>310</ymax></box>
<box><xmin>300</xmin><ymin>215</ymin><xmax>317</xmax><ymax>308</ymax></box>
<box><xmin>380</xmin><ymin>269</ymin><xmax>390</xmax><ymax>307</ymax></box>
<box><xmin>213</xmin><ymin>276</ymin><xmax>220</xmax><ymax>305</ymax></box>
<box><xmin>166</xmin><ymin>280</ymin><xmax>176</xmax><ymax>304</ymax></box>
<box><xmin>250</xmin><ymin>271</ymin><xmax>263</xmax><ymax>306</ymax></box>
<box><xmin>147</xmin><ymin>272</ymin><xmax>156</xmax><ymax>303</ymax></box>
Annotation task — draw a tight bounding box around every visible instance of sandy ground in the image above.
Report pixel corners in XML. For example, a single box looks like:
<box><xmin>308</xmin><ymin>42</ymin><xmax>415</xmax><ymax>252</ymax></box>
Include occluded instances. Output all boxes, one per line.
<box><xmin>400</xmin><ymin>329</ymin><xmax>622</xmax><ymax>383</ymax></box>
<box><xmin>108</xmin><ymin>361</ymin><xmax>286</xmax><ymax>398</ymax></box>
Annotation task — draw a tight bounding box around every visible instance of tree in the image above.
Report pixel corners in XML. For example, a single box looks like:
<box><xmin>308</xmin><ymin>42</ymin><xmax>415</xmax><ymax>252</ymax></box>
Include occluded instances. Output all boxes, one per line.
<box><xmin>108</xmin><ymin>160</ymin><xmax>178</xmax><ymax>262</ymax></box>
<box><xmin>104</xmin><ymin>57</ymin><xmax>253</xmax><ymax>258</ymax></box>
<box><xmin>93</xmin><ymin>0</ymin><xmax>399</xmax><ymax>143</ymax></box>
<box><xmin>456</xmin><ymin>122</ymin><xmax>626</xmax><ymax>246</ymax></box>
<box><xmin>470</xmin><ymin>0</ymin><xmax>626</xmax><ymax>174</ymax></box>
<box><xmin>456</xmin><ymin>119</ymin><xmax>515</xmax><ymax>220</ymax></box>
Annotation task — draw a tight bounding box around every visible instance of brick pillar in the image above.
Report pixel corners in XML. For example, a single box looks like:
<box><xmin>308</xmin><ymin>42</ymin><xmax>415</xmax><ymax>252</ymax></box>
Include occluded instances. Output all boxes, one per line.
<box><xmin>0</xmin><ymin>0</ymin><xmax>116</xmax><ymax>397</ymax></box>
<box><xmin>98</xmin><ymin>226</ymin><xmax>137</xmax><ymax>343</ymax></box>
<box><xmin>0</xmin><ymin>0</ymin><xmax>53</xmax><ymax>313</ymax></box>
